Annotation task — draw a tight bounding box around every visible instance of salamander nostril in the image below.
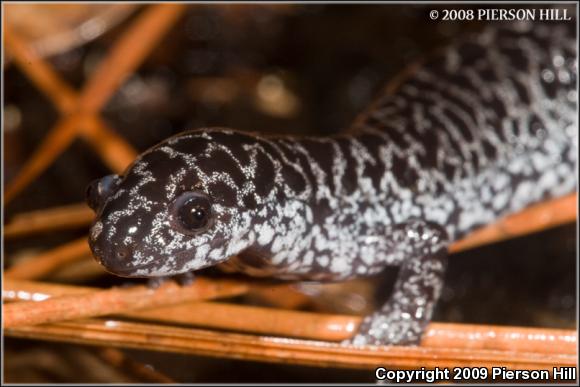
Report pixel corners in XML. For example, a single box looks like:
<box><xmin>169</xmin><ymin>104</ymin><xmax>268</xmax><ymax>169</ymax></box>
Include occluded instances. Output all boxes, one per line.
<box><xmin>115</xmin><ymin>245</ymin><xmax>133</xmax><ymax>260</ymax></box>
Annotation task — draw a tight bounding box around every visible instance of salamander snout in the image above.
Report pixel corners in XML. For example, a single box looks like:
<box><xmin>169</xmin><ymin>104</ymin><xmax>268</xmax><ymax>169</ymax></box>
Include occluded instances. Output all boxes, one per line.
<box><xmin>90</xmin><ymin>239</ymin><xmax>153</xmax><ymax>277</ymax></box>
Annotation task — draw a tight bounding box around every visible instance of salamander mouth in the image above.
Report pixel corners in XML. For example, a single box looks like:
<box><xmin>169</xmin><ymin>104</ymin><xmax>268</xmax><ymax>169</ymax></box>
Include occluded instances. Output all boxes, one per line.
<box><xmin>89</xmin><ymin>245</ymin><xmax>157</xmax><ymax>277</ymax></box>
<box><xmin>102</xmin><ymin>262</ymin><xmax>157</xmax><ymax>277</ymax></box>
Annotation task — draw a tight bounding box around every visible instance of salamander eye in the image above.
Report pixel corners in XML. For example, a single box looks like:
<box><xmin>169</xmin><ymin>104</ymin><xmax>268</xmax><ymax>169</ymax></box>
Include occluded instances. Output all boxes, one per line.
<box><xmin>86</xmin><ymin>180</ymin><xmax>101</xmax><ymax>211</ymax></box>
<box><xmin>170</xmin><ymin>192</ymin><xmax>213</xmax><ymax>233</ymax></box>
<box><xmin>86</xmin><ymin>174</ymin><xmax>121</xmax><ymax>211</ymax></box>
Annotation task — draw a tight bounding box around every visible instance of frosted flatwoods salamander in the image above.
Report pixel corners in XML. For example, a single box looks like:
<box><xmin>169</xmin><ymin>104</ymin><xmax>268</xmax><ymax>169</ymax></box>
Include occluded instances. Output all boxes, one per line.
<box><xmin>87</xmin><ymin>21</ymin><xmax>577</xmax><ymax>346</ymax></box>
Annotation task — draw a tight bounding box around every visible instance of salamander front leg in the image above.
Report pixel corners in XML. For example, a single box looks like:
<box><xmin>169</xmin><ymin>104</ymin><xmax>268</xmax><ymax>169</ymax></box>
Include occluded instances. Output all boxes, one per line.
<box><xmin>347</xmin><ymin>223</ymin><xmax>448</xmax><ymax>346</ymax></box>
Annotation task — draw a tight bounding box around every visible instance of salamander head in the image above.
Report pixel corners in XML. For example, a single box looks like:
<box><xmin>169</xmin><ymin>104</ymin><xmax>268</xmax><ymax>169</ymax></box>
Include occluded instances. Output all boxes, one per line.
<box><xmin>86</xmin><ymin>128</ymin><xmax>277</xmax><ymax>277</ymax></box>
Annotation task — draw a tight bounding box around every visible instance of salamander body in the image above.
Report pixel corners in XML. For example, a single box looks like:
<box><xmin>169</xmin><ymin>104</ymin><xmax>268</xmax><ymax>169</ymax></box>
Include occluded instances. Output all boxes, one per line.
<box><xmin>87</xmin><ymin>21</ymin><xmax>577</xmax><ymax>346</ymax></box>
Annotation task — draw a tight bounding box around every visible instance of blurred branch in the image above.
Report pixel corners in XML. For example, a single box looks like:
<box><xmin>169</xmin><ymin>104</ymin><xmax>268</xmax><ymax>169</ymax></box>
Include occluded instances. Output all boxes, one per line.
<box><xmin>4</xmin><ymin>203</ymin><xmax>93</xmax><ymax>239</ymax></box>
<box><xmin>4</xmin><ymin>4</ymin><xmax>186</xmax><ymax>204</ymax></box>
<box><xmin>125</xmin><ymin>302</ymin><xmax>580</xmax><ymax>355</ymax></box>
<box><xmin>4</xmin><ymin>113</ymin><xmax>89</xmax><ymax>204</ymax></box>
<box><xmin>6</xmin><ymin>317</ymin><xmax>576</xmax><ymax>371</ymax></box>
<box><xmin>95</xmin><ymin>348</ymin><xmax>176</xmax><ymax>383</ymax></box>
<box><xmin>78</xmin><ymin>4</ymin><xmax>186</xmax><ymax>113</ymax></box>
<box><xmin>5</xmin><ymin>237</ymin><xmax>91</xmax><ymax>280</ymax></box>
<box><xmin>4</xmin><ymin>24</ymin><xmax>77</xmax><ymax>112</ymax></box>
<box><xmin>4</xmin><ymin>280</ymin><xmax>577</xmax><ymax>357</ymax></box>
<box><xmin>80</xmin><ymin>115</ymin><xmax>138</xmax><ymax>173</ymax></box>
<box><xmin>3</xmin><ymin>278</ymin><xmax>249</xmax><ymax>328</ymax></box>
<box><xmin>449</xmin><ymin>193</ymin><xmax>577</xmax><ymax>253</ymax></box>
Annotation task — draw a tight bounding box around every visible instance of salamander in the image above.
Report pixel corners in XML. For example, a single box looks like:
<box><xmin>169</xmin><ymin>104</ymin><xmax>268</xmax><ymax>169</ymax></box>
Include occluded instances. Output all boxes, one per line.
<box><xmin>86</xmin><ymin>21</ymin><xmax>577</xmax><ymax>346</ymax></box>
